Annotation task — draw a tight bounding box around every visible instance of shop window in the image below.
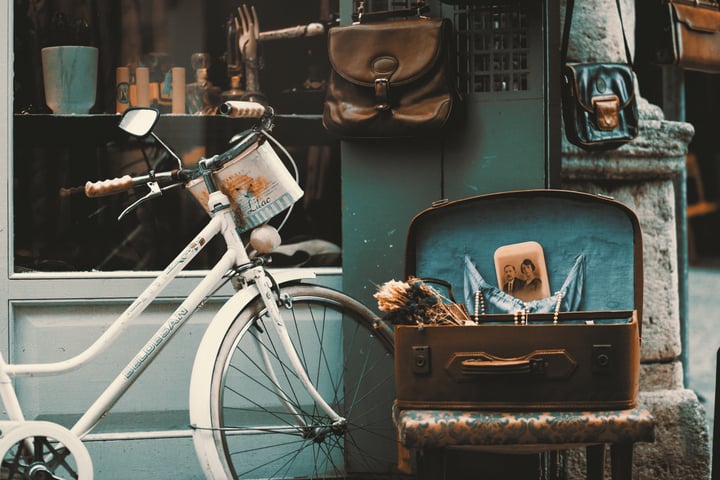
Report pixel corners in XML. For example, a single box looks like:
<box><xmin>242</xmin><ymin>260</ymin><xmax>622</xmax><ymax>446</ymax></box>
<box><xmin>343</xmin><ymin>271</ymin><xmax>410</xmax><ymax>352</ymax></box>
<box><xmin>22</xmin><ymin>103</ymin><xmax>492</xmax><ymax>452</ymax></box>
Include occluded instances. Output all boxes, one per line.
<box><xmin>13</xmin><ymin>1</ymin><xmax>340</xmax><ymax>273</ymax></box>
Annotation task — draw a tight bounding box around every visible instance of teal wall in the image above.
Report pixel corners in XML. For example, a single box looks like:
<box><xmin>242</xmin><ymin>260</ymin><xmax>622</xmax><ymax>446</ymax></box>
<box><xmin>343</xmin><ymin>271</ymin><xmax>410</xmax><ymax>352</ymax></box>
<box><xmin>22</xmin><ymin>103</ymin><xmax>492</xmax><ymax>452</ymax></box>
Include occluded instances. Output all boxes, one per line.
<box><xmin>340</xmin><ymin>1</ymin><xmax>558</xmax><ymax>311</ymax></box>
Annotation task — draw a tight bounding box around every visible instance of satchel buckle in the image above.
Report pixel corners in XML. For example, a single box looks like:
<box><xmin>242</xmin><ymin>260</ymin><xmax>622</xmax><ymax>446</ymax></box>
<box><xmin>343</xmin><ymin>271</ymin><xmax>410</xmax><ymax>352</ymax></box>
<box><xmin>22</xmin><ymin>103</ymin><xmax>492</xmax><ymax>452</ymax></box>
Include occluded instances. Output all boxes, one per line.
<box><xmin>375</xmin><ymin>78</ymin><xmax>390</xmax><ymax>111</ymax></box>
<box><xmin>592</xmin><ymin>94</ymin><xmax>620</xmax><ymax>131</ymax></box>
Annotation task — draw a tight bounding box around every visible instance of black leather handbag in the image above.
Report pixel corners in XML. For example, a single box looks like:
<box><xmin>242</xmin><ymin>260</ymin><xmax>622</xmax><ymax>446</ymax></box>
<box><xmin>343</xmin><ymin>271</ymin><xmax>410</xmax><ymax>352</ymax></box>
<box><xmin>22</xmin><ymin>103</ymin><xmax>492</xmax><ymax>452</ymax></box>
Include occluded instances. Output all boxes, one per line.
<box><xmin>561</xmin><ymin>0</ymin><xmax>639</xmax><ymax>151</ymax></box>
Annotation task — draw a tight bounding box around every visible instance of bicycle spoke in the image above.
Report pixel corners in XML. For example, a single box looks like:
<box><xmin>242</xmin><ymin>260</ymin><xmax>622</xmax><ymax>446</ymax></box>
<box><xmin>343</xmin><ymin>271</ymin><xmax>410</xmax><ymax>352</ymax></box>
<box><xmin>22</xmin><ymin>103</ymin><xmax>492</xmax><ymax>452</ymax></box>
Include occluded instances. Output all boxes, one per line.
<box><xmin>224</xmin><ymin>382</ymin><xmax>301</xmax><ymax>429</ymax></box>
<box><xmin>345</xmin><ymin>426</ymin><xmax>397</xmax><ymax>463</ymax></box>
<box><xmin>289</xmin><ymin>302</ymin><xmax>311</xmax><ymax>377</ymax></box>
<box><xmin>307</xmin><ymin>304</ymin><xmax>332</xmax><ymax>389</ymax></box>
<box><xmin>246</xmin><ymin>319</ymin><xmax>307</xmax><ymax>411</ymax></box>
<box><xmin>346</xmin><ymin>365</ymin><xmax>395</xmax><ymax>417</ymax></box>
<box><xmin>229</xmin><ymin>339</ymin><xmax>305</xmax><ymax>413</ymax></box>
<box><xmin>231</xmin><ymin>437</ymin><xmax>307</xmax><ymax>478</ymax></box>
<box><xmin>316</xmin><ymin>434</ymin><xmax>344</xmax><ymax>475</ymax></box>
<box><xmin>272</xmin><ymin>438</ymin><xmax>318</xmax><ymax>479</ymax></box>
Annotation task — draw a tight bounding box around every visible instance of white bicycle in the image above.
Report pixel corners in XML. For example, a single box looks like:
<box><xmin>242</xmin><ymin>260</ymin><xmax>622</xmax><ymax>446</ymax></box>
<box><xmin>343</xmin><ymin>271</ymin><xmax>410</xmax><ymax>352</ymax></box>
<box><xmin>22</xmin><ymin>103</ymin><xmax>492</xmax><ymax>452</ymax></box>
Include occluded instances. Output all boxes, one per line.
<box><xmin>0</xmin><ymin>102</ymin><xmax>398</xmax><ymax>479</ymax></box>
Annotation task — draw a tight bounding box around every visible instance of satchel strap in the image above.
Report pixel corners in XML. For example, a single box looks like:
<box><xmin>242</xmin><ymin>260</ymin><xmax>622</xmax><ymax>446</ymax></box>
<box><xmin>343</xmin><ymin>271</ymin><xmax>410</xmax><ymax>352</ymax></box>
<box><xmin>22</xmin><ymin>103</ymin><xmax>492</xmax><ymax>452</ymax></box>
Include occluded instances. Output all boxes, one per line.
<box><xmin>561</xmin><ymin>0</ymin><xmax>633</xmax><ymax>67</ymax></box>
<box><xmin>355</xmin><ymin>0</ymin><xmax>429</xmax><ymax>23</ymax></box>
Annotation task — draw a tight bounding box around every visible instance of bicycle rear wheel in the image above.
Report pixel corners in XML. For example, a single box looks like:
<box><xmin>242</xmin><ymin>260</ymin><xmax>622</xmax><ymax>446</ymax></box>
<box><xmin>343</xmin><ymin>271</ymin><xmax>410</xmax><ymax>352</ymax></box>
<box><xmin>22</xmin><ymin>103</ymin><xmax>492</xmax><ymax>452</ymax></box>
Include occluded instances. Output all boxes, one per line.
<box><xmin>206</xmin><ymin>284</ymin><xmax>400</xmax><ymax>479</ymax></box>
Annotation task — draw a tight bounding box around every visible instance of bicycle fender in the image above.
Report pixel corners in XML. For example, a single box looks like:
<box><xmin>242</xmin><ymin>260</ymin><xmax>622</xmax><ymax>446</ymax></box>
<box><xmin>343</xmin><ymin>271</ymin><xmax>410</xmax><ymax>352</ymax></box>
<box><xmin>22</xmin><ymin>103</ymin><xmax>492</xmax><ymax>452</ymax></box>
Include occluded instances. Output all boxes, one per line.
<box><xmin>188</xmin><ymin>268</ymin><xmax>315</xmax><ymax>479</ymax></box>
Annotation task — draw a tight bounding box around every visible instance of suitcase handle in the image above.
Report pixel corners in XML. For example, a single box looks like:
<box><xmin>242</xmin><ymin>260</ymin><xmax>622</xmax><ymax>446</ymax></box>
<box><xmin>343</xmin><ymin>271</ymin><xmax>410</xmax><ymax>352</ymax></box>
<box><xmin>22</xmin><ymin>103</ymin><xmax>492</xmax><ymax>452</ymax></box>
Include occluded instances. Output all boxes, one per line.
<box><xmin>461</xmin><ymin>358</ymin><xmax>530</xmax><ymax>374</ymax></box>
<box><xmin>447</xmin><ymin>350</ymin><xmax>577</xmax><ymax>380</ymax></box>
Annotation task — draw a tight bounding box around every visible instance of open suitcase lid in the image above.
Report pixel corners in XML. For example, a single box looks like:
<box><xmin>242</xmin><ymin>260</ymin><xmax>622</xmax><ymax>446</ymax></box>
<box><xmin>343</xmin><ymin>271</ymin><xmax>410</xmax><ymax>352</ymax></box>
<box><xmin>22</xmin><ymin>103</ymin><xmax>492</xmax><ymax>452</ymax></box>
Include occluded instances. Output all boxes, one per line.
<box><xmin>404</xmin><ymin>190</ymin><xmax>643</xmax><ymax>326</ymax></box>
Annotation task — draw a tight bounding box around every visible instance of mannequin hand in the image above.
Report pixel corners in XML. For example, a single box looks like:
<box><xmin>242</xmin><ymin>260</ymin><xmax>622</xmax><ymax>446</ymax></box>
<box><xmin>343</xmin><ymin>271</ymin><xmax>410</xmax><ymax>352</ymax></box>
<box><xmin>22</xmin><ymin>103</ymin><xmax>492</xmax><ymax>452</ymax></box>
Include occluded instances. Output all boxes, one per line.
<box><xmin>237</xmin><ymin>4</ymin><xmax>259</xmax><ymax>63</ymax></box>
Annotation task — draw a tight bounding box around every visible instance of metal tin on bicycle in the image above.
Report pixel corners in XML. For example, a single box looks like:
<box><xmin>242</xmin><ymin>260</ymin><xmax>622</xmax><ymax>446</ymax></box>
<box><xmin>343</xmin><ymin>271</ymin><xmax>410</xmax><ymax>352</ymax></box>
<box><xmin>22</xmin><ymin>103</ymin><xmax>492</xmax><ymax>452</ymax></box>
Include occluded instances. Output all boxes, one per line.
<box><xmin>186</xmin><ymin>139</ymin><xmax>303</xmax><ymax>232</ymax></box>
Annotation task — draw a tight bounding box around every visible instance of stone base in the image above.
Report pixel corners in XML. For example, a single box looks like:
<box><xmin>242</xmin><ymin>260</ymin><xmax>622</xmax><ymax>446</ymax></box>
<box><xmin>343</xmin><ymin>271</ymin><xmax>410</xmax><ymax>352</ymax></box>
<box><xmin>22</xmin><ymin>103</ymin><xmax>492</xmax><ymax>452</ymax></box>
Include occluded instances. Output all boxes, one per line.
<box><xmin>635</xmin><ymin>389</ymin><xmax>710</xmax><ymax>479</ymax></box>
<box><xmin>641</xmin><ymin>361</ymin><xmax>684</xmax><ymax>391</ymax></box>
<box><xmin>561</xmin><ymin>119</ymin><xmax>694</xmax><ymax>364</ymax></box>
<box><xmin>563</xmin><ymin>389</ymin><xmax>709</xmax><ymax>479</ymax></box>
<box><xmin>561</xmin><ymin>116</ymin><xmax>708</xmax><ymax>478</ymax></box>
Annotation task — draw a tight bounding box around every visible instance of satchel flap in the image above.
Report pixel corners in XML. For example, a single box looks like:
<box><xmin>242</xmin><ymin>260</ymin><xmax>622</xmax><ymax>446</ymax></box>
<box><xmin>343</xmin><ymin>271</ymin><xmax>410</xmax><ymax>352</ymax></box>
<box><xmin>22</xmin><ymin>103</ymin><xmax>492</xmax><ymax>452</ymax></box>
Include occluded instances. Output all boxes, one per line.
<box><xmin>593</xmin><ymin>94</ymin><xmax>620</xmax><ymax>130</ymax></box>
<box><xmin>672</xmin><ymin>2</ymin><xmax>720</xmax><ymax>34</ymax></box>
<box><xmin>564</xmin><ymin>64</ymin><xmax>635</xmax><ymax>113</ymax></box>
<box><xmin>327</xmin><ymin>18</ymin><xmax>448</xmax><ymax>87</ymax></box>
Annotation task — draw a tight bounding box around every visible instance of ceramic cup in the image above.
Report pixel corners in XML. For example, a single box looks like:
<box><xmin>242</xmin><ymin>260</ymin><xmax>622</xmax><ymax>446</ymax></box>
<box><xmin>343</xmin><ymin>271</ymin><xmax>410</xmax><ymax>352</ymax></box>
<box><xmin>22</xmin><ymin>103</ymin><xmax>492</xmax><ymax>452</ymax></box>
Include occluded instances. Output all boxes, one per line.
<box><xmin>41</xmin><ymin>46</ymin><xmax>98</xmax><ymax>114</ymax></box>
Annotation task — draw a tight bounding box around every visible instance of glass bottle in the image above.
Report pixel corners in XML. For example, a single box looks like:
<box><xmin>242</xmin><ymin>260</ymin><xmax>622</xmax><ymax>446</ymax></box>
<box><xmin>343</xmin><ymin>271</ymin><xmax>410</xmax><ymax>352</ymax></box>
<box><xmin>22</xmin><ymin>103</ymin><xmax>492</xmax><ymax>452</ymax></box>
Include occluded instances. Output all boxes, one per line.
<box><xmin>186</xmin><ymin>53</ymin><xmax>221</xmax><ymax>114</ymax></box>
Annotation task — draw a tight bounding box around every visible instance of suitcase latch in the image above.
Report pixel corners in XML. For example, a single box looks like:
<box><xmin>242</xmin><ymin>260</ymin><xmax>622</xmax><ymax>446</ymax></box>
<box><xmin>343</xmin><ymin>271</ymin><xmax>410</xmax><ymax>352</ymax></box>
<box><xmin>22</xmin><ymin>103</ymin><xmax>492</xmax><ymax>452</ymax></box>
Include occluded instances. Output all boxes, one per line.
<box><xmin>592</xmin><ymin>344</ymin><xmax>613</xmax><ymax>374</ymax></box>
<box><xmin>412</xmin><ymin>346</ymin><xmax>431</xmax><ymax>375</ymax></box>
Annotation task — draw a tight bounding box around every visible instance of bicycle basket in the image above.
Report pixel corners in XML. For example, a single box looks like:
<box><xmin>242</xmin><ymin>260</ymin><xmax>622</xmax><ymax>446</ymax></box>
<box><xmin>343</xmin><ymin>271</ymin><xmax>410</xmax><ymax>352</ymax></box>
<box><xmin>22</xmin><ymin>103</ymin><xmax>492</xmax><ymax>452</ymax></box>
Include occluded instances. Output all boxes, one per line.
<box><xmin>186</xmin><ymin>137</ymin><xmax>303</xmax><ymax>232</ymax></box>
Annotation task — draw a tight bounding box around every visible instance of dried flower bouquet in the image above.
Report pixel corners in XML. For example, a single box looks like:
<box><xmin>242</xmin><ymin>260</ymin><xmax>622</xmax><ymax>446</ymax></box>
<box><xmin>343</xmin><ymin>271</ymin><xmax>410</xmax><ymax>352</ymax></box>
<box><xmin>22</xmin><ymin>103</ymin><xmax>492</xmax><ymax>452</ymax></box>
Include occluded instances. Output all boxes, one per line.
<box><xmin>374</xmin><ymin>277</ymin><xmax>472</xmax><ymax>326</ymax></box>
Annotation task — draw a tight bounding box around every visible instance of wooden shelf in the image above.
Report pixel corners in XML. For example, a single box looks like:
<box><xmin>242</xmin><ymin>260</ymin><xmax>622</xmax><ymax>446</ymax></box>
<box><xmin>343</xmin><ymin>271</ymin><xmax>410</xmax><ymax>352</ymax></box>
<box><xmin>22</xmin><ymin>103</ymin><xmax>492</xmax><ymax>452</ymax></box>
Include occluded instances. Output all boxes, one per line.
<box><xmin>13</xmin><ymin>113</ymin><xmax>334</xmax><ymax>150</ymax></box>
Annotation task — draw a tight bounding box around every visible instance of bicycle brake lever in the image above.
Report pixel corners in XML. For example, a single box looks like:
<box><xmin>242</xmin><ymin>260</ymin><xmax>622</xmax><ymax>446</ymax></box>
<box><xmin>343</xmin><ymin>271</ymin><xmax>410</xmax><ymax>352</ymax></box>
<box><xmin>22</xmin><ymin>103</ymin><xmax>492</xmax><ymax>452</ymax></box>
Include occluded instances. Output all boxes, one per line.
<box><xmin>117</xmin><ymin>181</ymin><xmax>162</xmax><ymax>220</ymax></box>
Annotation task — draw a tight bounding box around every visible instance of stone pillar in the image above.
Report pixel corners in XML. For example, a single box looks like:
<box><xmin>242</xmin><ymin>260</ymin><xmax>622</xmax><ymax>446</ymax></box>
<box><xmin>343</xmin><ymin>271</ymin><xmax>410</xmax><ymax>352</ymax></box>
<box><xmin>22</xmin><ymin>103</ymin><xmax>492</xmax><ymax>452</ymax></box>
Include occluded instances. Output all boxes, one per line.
<box><xmin>560</xmin><ymin>0</ymin><xmax>710</xmax><ymax>478</ymax></box>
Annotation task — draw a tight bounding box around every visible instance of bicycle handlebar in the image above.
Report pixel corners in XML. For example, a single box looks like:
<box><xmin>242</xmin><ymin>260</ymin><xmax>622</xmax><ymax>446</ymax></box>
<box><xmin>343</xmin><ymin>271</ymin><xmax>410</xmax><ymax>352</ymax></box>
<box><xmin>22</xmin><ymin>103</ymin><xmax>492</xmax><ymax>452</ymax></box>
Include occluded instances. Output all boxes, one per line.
<box><xmin>85</xmin><ymin>171</ymin><xmax>181</xmax><ymax>198</ymax></box>
<box><xmin>218</xmin><ymin>101</ymin><xmax>267</xmax><ymax>118</ymax></box>
<box><xmin>85</xmin><ymin>175</ymin><xmax>134</xmax><ymax>197</ymax></box>
<box><xmin>85</xmin><ymin>101</ymin><xmax>270</xmax><ymax>199</ymax></box>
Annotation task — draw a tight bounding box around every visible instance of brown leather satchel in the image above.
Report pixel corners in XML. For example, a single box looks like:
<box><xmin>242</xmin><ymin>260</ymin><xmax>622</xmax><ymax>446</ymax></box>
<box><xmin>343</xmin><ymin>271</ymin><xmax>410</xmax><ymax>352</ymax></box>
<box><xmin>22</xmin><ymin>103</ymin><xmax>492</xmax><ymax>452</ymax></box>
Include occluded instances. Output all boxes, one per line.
<box><xmin>651</xmin><ymin>0</ymin><xmax>720</xmax><ymax>73</ymax></box>
<box><xmin>322</xmin><ymin>3</ymin><xmax>459</xmax><ymax>139</ymax></box>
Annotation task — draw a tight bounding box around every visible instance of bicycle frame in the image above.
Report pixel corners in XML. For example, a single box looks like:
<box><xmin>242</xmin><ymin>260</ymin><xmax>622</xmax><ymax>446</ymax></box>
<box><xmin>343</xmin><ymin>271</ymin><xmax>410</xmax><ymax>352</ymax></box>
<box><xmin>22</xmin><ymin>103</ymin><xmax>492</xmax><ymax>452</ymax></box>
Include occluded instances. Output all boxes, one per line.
<box><xmin>0</xmin><ymin>190</ymin><xmax>342</xmax><ymax>445</ymax></box>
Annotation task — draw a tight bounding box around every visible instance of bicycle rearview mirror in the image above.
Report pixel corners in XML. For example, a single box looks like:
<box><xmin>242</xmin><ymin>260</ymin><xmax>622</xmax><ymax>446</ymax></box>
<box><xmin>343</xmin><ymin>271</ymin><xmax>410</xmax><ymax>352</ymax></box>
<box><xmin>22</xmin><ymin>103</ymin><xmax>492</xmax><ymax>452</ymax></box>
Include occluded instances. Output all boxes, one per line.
<box><xmin>118</xmin><ymin>107</ymin><xmax>160</xmax><ymax>137</ymax></box>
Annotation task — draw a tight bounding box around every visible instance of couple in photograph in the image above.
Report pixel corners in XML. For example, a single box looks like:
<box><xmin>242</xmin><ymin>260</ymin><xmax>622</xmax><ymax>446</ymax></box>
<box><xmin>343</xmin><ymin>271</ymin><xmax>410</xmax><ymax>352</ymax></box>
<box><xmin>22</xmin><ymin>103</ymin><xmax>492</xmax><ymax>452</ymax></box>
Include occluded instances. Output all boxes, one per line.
<box><xmin>501</xmin><ymin>258</ymin><xmax>542</xmax><ymax>300</ymax></box>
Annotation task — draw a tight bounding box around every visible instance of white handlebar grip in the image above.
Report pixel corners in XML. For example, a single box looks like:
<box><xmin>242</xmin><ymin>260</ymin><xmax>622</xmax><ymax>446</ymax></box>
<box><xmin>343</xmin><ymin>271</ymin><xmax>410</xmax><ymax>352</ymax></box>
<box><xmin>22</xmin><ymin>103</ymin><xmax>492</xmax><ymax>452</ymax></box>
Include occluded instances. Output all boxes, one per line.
<box><xmin>219</xmin><ymin>101</ymin><xmax>267</xmax><ymax>118</ymax></box>
<box><xmin>85</xmin><ymin>175</ymin><xmax>134</xmax><ymax>198</ymax></box>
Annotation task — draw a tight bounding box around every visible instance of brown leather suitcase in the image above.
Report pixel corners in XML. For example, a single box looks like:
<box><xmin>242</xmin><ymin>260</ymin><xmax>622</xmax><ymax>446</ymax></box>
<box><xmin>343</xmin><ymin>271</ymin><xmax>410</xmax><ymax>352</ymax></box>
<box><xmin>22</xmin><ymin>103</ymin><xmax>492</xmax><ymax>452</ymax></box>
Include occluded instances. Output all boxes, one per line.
<box><xmin>393</xmin><ymin>190</ymin><xmax>643</xmax><ymax>410</ymax></box>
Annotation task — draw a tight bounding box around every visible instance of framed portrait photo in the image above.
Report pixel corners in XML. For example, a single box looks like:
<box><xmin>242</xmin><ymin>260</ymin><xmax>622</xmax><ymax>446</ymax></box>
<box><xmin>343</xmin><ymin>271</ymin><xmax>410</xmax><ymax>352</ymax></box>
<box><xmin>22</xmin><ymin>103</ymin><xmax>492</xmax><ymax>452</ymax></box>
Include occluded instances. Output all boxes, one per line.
<box><xmin>493</xmin><ymin>241</ymin><xmax>551</xmax><ymax>302</ymax></box>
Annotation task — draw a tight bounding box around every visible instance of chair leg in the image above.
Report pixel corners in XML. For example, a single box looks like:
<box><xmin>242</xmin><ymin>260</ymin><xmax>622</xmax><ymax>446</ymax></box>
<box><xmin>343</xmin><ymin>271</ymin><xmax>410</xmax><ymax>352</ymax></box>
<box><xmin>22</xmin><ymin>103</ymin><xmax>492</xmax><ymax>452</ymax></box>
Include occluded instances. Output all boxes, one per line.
<box><xmin>542</xmin><ymin>451</ymin><xmax>567</xmax><ymax>480</ymax></box>
<box><xmin>610</xmin><ymin>442</ymin><xmax>634</xmax><ymax>480</ymax></box>
<box><xmin>416</xmin><ymin>449</ymin><xmax>445</xmax><ymax>480</ymax></box>
<box><xmin>586</xmin><ymin>444</ymin><xmax>605</xmax><ymax>480</ymax></box>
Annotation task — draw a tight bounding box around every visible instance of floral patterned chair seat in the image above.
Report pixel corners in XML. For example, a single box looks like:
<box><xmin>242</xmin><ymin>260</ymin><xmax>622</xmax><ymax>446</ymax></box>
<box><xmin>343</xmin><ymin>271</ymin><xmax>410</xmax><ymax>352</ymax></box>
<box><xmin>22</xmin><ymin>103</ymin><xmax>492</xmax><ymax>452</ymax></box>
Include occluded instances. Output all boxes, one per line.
<box><xmin>393</xmin><ymin>403</ymin><xmax>655</xmax><ymax>479</ymax></box>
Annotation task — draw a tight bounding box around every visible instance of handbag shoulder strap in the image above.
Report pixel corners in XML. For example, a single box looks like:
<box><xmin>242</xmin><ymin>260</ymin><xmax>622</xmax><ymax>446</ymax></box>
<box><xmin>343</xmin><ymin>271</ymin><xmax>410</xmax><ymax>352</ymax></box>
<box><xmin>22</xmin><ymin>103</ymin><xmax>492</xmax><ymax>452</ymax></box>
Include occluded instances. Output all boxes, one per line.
<box><xmin>355</xmin><ymin>0</ymin><xmax>429</xmax><ymax>23</ymax></box>
<box><xmin>561</xmin><ymin>0</ymin><xmax>633</xmax><ymax>66</ymax></box>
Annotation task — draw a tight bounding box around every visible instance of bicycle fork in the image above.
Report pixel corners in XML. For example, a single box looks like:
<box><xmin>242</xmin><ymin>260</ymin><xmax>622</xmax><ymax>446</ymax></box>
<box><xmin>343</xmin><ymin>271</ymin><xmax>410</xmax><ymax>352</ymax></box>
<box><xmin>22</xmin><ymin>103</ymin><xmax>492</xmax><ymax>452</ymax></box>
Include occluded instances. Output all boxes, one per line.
<box><xmin>247</xmin><ymin>266</ymin><xmax>347</xmax><ymax>434</ymax></box>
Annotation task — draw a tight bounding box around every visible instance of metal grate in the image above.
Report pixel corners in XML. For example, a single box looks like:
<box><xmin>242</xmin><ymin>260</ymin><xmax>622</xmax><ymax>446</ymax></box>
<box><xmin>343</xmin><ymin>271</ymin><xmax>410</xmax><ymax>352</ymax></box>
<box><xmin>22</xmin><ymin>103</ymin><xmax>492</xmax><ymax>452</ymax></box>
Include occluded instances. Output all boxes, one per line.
<box><xmin>454</xmin><ymin>1</ymin><xmax>530</xmax><ymax>94</ymax></box>
<box><xmin>350</xmin><ymin>0</ymin><xmax>531</xmax><ymax>95</ymax></box>
<box><xmin>352</xmin><ymin>0</ymin><xmax>412</xmax><ymax>12</ymax></box>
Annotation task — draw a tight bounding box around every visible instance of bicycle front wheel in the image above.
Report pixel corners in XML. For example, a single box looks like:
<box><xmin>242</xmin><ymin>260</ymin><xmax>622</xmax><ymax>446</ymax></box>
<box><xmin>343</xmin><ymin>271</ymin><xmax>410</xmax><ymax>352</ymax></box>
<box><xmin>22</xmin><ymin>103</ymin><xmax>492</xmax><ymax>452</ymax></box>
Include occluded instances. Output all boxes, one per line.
<box><xmin>206</xmin><ymin>284</ymin><xmax>400</xmax><ymax>479</ymax></box>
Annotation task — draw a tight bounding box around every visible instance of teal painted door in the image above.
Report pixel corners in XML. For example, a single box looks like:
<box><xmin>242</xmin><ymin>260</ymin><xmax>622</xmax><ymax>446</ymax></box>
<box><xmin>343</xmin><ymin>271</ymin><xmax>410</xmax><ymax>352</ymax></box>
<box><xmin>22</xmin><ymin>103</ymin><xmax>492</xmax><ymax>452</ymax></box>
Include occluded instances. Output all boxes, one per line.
<box><xmin>342</xmin><ymin>140</ymin><xmax>443</xmax><ymax>309</ymax></box>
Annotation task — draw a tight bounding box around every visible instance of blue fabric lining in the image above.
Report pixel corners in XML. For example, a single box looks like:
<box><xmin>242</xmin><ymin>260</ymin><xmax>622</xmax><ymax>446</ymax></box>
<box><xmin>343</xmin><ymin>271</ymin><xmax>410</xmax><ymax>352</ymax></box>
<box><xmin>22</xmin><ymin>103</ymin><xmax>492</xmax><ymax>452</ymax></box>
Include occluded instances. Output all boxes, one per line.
<box><xmin>411</xmin><ymin>195</ymin><xmax>636</xmax><ymax>312</ymax></box>
<box><xmin>464</xmin><ymin>254</ymin><xmax>586</xmax><ymax>315</ymax></box>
